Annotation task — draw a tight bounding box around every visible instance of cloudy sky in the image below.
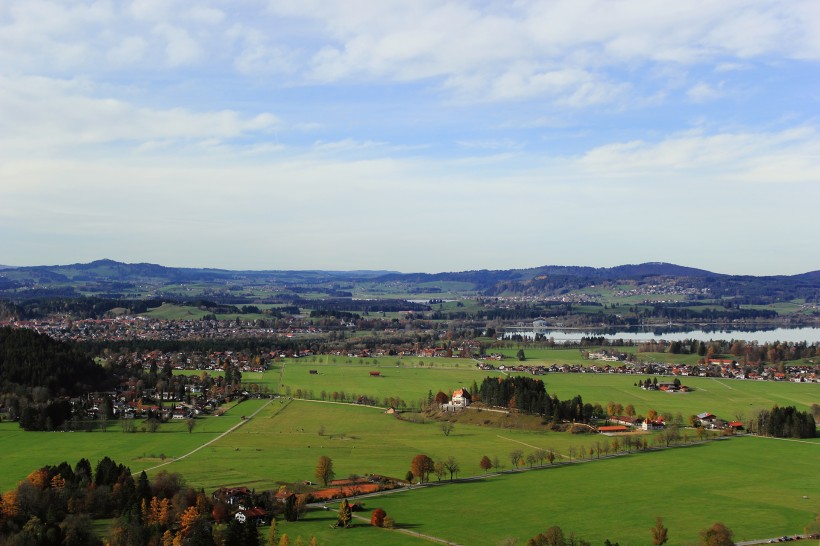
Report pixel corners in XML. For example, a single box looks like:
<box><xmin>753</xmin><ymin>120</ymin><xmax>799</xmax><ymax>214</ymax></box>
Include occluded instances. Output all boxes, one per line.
<box><xmin>1</xmin><ymin>1</ymin><xmax>818</xmax><ymax>275</ymax></box>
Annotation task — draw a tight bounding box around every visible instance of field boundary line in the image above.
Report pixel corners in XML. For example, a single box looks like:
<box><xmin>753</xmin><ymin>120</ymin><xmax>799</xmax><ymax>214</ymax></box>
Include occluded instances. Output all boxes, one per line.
<box><xmin>748</xmin><ymin>435</ymin><xmax>819</xmax><ymax>446</ymax></box>
<box><xmin>298</xmin><ymin>398</ymin><xmax>388</xmax><ymax>410</ymax></box>
<box><xmin>711</xmin><ymin>378</ymin><xmax>734</xmax><ymax>390</ymax></box>
<box><xmin>349</xmin><ymin>512</ymin><xmax>462</xmax><ymax>545</ymax></box>
<box><xmin>143</xmin><ymin>398</ymin><xmax>274</xmax><ymax>473</ymax></box>
<box><xmin>496</xmin><ymin>435</ymin><xmax>569</xmax><ymax>459</ymax></box>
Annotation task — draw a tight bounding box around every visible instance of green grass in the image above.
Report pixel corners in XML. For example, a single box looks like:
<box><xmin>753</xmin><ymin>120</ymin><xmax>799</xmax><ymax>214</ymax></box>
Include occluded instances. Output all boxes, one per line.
<box><xmin>535</xmin><ymin>373</ymin><xmax>818</xmax><ymax>417</ymax></box>
<box><xmin>160</xmin><ymin>399</ymin><xmax>602</xmax><ymax>491</ymax></box>
<box><xmin>0</xmin><ymin>399</ymin><xmax>267</xmax><ymax>491</ymax></box>
<box><xmin>273</xmin><ymin>357</ymin><xmax>489</xmax><ymax>406</ymax></box>
<box><xmin>265</xmin><ymin>356</ymin><xmax>817</xmax><ymax>418</ymax></box>
<box><xmin>3</xmin><ymin>359</ymin><xmax>818</xmax><ymax>545</ymax></box>
<box><xmin>349</xmin><ymin>436</ymin><xmax>820</xmax><ymax>545</ymax></box>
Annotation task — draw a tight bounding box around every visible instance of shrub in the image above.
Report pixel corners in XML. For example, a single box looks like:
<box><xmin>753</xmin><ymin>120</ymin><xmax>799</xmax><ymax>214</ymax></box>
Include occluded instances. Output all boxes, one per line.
<box><xmin>371</xmin><ymin>508</ymin><xmax>386</xmax><ymax>527</ymax></box>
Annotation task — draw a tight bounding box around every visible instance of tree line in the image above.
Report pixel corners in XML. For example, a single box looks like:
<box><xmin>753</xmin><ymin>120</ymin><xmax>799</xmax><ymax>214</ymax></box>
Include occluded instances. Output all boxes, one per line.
<box><xmin>478</xmin><ymin>376</ymin><xmax>590</xmax><ymax>422</ymax></box>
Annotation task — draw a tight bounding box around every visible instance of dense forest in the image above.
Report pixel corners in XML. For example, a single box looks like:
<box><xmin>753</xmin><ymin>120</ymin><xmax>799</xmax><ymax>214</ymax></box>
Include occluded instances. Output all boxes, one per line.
<box><xmin>478</xmin><ymin>376</ymin><xmax>590</xmax><ymax>422</ymax></box>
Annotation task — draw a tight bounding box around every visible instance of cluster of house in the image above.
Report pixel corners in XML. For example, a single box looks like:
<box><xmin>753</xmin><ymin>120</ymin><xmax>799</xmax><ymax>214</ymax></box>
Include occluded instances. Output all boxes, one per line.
<box><xmin>695</xmin><ymin>412</ymin><xmax>744</xmax><ymax>431</ymax></box>
<box><xmin>212</xmin><ymin>487</ymin><xmax>269</xmax><ymax>526</ymax></box>
<box><xmin>105</xmin><ymin>348</ymin><xmax>268</xmax><ymax>374</ymax></box>
<box><xmin>475</xmin><ymin>355</ymin><xmax>819</xmax><ymax>383</ymax></box>
<box><xmin>0</xmin><ymin>317</ymin><xmax>322</xmax><ymax>343</ymax></box>
<box><xmin>601</xmin><ymin>411</ymin><xmax>744</xmax><ymax>433</ymax></box>
<box><xmin>602</xmin><ymin>416</ymin><xmax>666</xmax><ymax>433</ymax></box>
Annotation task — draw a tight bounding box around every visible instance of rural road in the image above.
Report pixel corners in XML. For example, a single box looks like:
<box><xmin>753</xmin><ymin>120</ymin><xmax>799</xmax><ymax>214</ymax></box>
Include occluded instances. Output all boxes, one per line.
<box><xmin>143</xmin><ymin>398</ymin><xmax>274</xmax><ymax>473</ymax></box>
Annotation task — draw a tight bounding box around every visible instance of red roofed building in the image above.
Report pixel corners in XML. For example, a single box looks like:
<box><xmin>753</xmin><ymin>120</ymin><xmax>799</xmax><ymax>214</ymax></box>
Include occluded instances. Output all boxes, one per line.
<box><xmin>451</xmin><ymin>388</ymin><xmax>472</xmax><ymax>407</ymax></box>
<box><xmin>598</xmin><ymin>425</ymin><xmax>628</xmax><ymax>433</ymax></box>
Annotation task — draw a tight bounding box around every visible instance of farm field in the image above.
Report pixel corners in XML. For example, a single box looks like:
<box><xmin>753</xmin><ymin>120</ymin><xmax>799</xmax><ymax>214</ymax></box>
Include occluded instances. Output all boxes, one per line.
<box><xmin>349</xmin><ymin>436</ymin><xmax>820</xmax><ymax>545</ymax></box>
<box><xmin>2</xmin><ymin>359</ymin><xmax>817</xmax><ymax>545</ymax></box>
<box><xmin>0</xmin><ymin>399</ymin><xmax>269</xmax><ymax>491</ymax></box>
<box><xmin>273</xmin><ymin>357</ymin><xmax>490</xmax><ymax>406</ymax></box>
<box><xmin>265</xmin><ymin>357</ymin><xmax>818</xmax><ymax>417</ymax></box>
<box><xmin>160</xmin><ymin>399</ymin><xmax>597</xmax><ymax>491</ymax></box>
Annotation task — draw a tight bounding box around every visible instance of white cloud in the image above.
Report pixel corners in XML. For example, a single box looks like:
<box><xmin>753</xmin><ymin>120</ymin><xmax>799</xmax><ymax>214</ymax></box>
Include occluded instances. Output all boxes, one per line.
<box><xmin>0</xmin><ymin>76</ymin><xmax>279</xmax><ymax>151</ymax></box>
<box><xmin>687</xmin><ymin>81</ymin><xmax>725</xmax><ymax>102</ymax></box>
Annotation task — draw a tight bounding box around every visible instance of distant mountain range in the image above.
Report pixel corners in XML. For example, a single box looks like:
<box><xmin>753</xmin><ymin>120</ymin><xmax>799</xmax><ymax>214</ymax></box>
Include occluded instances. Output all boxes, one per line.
<box><xmin>0</xmin><ymin>259</ymin><xmax>817</xmax><ymax>304</ymax></box>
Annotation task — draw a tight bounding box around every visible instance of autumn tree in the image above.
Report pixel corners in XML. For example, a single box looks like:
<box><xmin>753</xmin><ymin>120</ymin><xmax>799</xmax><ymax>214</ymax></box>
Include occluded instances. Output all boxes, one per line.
<box><xmin>434</xmin><ymin>391</ymin><xmax>449</xmax><ymax>405</ymax></box>
<box><xmin>699</xmin><ymin>522</ymin><xmax>734</xmax><ymax>545</ymax></box>
<box><xmin>410</xmin><ymin>454</ymin><xmax>434</xmax><ymax>483</ymax></box>
<box><xmin>336</xmin><ymin>499</ymin><xmax>352</xmax><ymax>529</ymax></box>
<box><xmin>314</xmin><ymin>455</ymin><xmax>334</xmax><ymax>487</ymax></box>
<box><xmin>370</xmin><ymin>508</ymin><xmax>386</xmax><ymax>527</ymax></box>
<box><xmin>440</xmin><ymin>422</ymin><xmax>455</xmax><ymax>436</ymax></box>
<box><xmin>651</xmin><ymin>516</ymin><xmax>669</xmax><ymax>545</ymax></box>
<box><xmin>479</xmin><ymin>455</ymin><xmax>493</xmax><ymax>473</ymax></box>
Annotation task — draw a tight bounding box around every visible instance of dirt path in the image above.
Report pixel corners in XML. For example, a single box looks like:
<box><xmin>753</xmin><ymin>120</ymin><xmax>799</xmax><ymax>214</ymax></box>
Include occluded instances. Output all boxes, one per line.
<box><xmin>497</xmin><ymin>434</ymin><xmax>568</xmax><ymax>459</ymax></box>
<box><xmin>349</xmin><ymin>512</ymin><xmax>463</xmax><ymax>545</ymax></box>
<box><xmin>143</xmin><ymin>398</ymin><xmax>274</xmax><ymax>473</ymax></box>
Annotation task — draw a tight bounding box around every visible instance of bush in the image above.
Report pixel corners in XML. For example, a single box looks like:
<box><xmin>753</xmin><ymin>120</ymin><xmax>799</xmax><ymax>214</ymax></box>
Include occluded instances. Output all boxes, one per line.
<box><xmin>371</xmin><ymin>508</ymin><xmax>386</xmax><ymax>527</ymax></box>
<box><xmin>382</xmin><ymin>516</ymin><xmax>395</xmax><ymax>529</ymax></box>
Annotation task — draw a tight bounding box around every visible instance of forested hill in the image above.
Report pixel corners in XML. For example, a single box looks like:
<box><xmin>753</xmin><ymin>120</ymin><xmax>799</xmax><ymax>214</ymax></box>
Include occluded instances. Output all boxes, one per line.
<box><xmin>0</xmin><ymin>327</ymin><xmax>110</xmax><ymax>396</ymax></box>
<box><xmin>373</xmin><ymin>262</ymin><xmax>717</xmax><ymax>286</ymax></box>
<box><xmin>0</xmin><ymin>259</ymin><xmax>817</xmax><ymax>304</ymax></box>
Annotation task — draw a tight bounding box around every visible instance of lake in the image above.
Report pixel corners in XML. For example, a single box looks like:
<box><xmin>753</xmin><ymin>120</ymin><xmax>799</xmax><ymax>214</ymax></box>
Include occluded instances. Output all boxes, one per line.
<box><xmin>502</xmin><ymin>326</ymin><xmax>820</xmax><ymax>344</ymax></box>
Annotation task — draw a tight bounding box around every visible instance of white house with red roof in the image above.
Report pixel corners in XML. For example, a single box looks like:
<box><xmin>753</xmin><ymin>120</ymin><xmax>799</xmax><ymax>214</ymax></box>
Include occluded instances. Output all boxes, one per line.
<box><xmin>451</xmin><ymin>388</ymin><xmax>472</xmax><ymax>407</ymax></box>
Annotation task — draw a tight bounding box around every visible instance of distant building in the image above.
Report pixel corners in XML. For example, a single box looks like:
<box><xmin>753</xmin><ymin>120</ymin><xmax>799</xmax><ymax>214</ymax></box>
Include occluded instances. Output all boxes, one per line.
<box><xmin>451</xmin><ymin>388</ymin><xmax>472</xmax><ymax>407</ymax></box>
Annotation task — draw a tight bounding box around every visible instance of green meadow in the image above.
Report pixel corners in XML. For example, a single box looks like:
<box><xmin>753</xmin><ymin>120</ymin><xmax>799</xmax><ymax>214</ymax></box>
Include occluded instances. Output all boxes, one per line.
<box><xmin>0</xmin><ymin>399</ymin><xmax>269</xmax><ymax>491</ymax></box>
<box><xmin>264</xmin><ymin>357</ymin><xmax>817</xmax><ymax>417</ymax></box>
<box><xmin>357</xmin><ymin>436</ymin><xmax>820</xmax><ymax>545</ymax></box>
<box><xmin>160</xmin><ymin>399</ymin><xmax>600</xmax><ymax>491</ymax></box>
<box><xmin>2</xmin><ymin>359</ymin><xmax>818</xmax><ymax>545</ymax></box>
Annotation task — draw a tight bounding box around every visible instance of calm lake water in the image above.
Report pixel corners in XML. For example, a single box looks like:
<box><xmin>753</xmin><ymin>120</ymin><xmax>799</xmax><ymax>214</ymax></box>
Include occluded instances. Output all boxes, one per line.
<box><xmin>503</xmin><ymin>326</ymin><xmax>820</xmax><ymax>344</ymax></box>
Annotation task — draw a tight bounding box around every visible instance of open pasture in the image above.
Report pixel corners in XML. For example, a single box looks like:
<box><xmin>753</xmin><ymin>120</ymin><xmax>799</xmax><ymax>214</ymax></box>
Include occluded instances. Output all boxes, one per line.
<box><xmin>267</xmin><ymin>357</ymin><xmax>817</xmax><ymax>418</ymax></box>
<box><xmin>274</xmin><ymin>357</ymin><xmax>489</xmax><ymax>405</ymax></box>
<box><xmin>356</xmin><ymin>436</ymin><xmax>820</xmax><ymax>545</ymax></box>
<box><xmin>161</xmin><ymin>399</ymin><xmax>597</xmax><ymax>492</ymax></box>
<box><xmin>0</xmin><ymin>399</ymin><xmax>268</xmax><ymax>492</ymax></box>
<box><xmin>535</xmin><ymin>373</ymin><xmax>819</xmax><ymax>418</ymax></box>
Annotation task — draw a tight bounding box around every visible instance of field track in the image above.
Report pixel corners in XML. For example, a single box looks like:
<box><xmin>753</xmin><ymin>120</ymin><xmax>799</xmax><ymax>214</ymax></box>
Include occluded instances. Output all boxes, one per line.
<box><xmin>143</xmin><ymin>398</ymin><xmax>274</xmax><ymax>474</ymax></box>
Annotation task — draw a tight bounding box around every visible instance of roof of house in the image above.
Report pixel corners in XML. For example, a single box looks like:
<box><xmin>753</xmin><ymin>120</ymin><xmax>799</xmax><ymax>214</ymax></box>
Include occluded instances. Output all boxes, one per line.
<box><xmin>598</xmin><ymin>425</ymin><xmax>628</xmax><ymax>432</ymax></box>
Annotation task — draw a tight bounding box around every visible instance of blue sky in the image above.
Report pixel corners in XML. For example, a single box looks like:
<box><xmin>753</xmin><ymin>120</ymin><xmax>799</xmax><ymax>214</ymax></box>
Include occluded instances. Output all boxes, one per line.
<box><xmin>1</xmin><ymin>0</ymin><xmax>818</xmax><ymax>275</ymax></box>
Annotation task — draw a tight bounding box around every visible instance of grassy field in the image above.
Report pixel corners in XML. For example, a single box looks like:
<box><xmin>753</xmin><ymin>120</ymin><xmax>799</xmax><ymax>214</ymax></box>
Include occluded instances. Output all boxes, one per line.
<box><xmin>265</xmin><ymin>357</ymin><xmax>817</xmax><ymax>417</ymax></box>
<box><xmin>0</xmin><ymin>399</ymin><xmax>268</xmax><ymax>491</ymax></box>
<box><xmin>160</xmin><ymin>399</ymin><xmax>603</xmax><ymax>492</ymax></box>
<box><xmin>356</xmin><ymin>436</ymin><xmax>820</xmax><ymax>545</ymax></box>
<box><xmin>3</xmin><ymin>360</ymin><xmax>818</xmax><ymax>545</ymax></box>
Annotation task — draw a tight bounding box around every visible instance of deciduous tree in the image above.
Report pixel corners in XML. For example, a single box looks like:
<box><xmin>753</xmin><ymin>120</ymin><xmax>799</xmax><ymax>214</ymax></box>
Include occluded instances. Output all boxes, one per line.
<box><xmin>699</xmin><ymin>522</ymin><xmax>734</xmax><ymax>546</ymax></box>
<box><xmin>410</xmin><ymin>454</ymin><xmax>434</xmax><ymax>483</ymax></box>
<box><xmin>479</xmin><ymin>456</ymin><xmax>492</xmax><ymax>472</ymax></box>
<box><xmin>370</xmin><ymin>508</ymin><xmax>386</xmax><ymax>527</ymax></box>
<box><xmin>314</xmin><ymin>456</ymin><xmax>334</xmax><ymax>487</ymax></box>
<box><xmin>444</xmin><ymin>456</ymin><xmax>460</xmax><ymax>480</ymax></box>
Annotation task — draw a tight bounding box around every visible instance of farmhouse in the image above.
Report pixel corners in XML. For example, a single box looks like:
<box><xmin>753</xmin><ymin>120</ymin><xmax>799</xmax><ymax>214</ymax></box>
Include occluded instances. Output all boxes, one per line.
<box><xmin>234</xmin><ymin>507</ymin><xmax>267</xmax><ymax>525</ymax></box>
<box><xmin>451</xmin><ymin>388</ymin><xmax>471</xmax><ymax>407</ymax></box>
<box><xmin>642</xmin><ymin>418</ymin><xmax>665</xmax><ymax>431</ymax></box>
